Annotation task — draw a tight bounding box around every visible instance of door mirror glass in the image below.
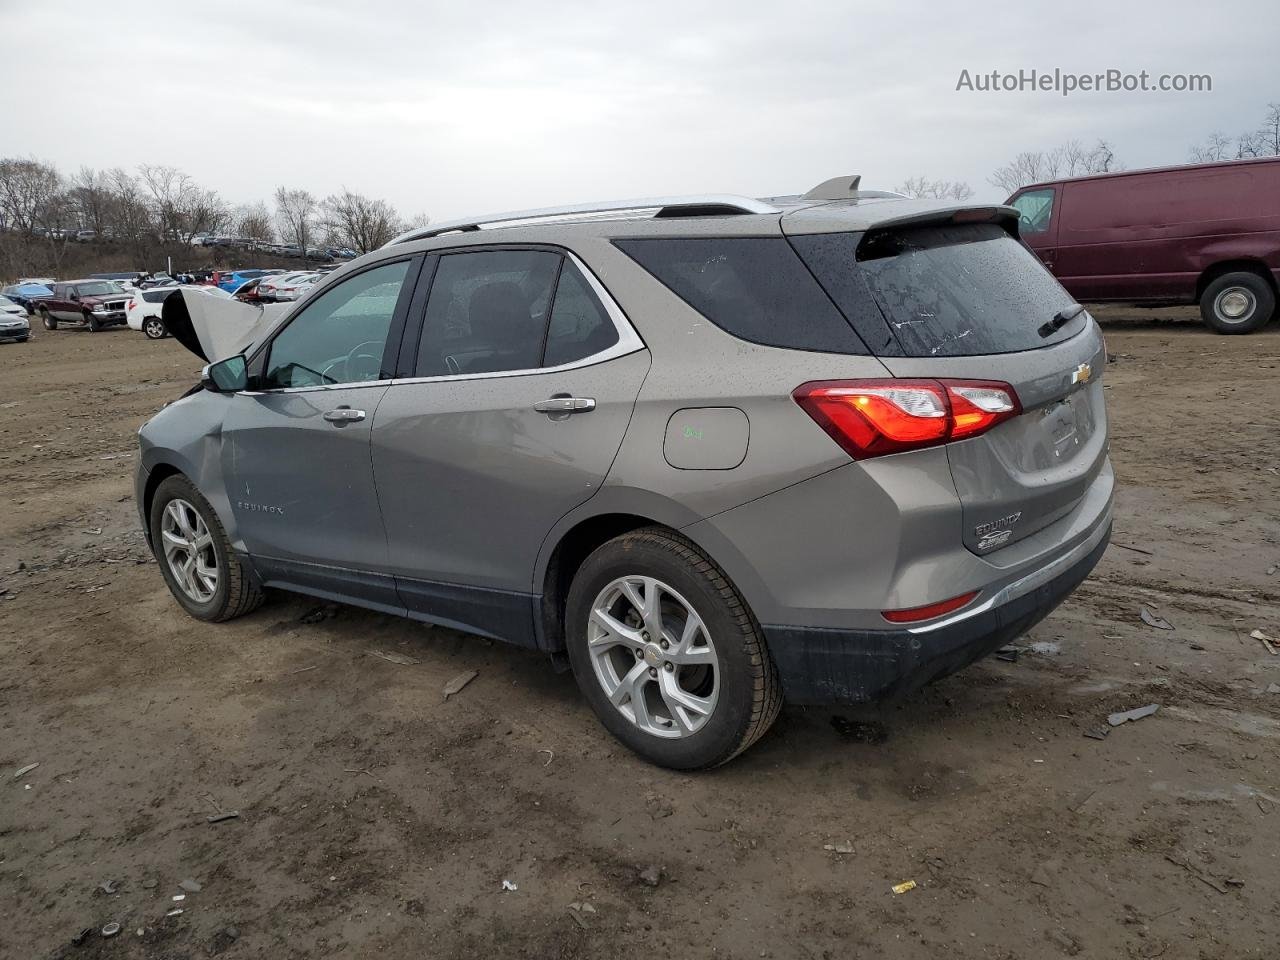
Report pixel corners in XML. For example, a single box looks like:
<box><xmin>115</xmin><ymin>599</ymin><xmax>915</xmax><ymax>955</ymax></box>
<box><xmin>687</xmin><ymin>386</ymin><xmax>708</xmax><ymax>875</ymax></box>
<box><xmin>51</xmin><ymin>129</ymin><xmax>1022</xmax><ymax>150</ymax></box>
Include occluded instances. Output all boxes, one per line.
<box><xmin>203</xmin><ymin>354</ymin><xmax>248</xmax><ymax>392</ymax></box>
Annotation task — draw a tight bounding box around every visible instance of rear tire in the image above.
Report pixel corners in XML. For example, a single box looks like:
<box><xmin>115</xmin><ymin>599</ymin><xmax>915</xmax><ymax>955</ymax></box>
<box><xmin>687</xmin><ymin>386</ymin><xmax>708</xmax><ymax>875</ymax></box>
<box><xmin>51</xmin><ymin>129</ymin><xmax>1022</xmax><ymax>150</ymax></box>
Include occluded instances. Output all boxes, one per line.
<box><xmin>143</xmin><ymin>317</ymin><xmax>167</xmax><ymax>340</ymax></box>
<box><xmin>149</xmin><ymin>475</ymin><xmax>264</xmax><ymax>622</ymax></box>
<box><xmin>40</xmin><ymin>308</ymin><xmax>56</xmax><ymax>330</ymax></box>
<box><xmin>1200</xmin><ymin>272</ymin><xmax>1275</xmax><ymax>334</ymax></box>
<box><xmin>564</xmin><ymin>527</ymin><xmax>782</xmax><ymax>769</ymax></box>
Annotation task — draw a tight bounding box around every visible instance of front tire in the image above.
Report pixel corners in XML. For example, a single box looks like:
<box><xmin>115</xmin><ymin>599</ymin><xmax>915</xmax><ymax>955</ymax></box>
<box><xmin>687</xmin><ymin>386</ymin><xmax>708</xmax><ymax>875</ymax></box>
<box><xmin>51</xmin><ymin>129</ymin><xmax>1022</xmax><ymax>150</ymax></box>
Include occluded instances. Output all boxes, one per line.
<box><xmin>143</xmin><ymin>317</ymin><xmax>167</xmax><ymax>340</ymax></box>
<box><xmin>1200</xmin><ymin>272</ymin><xmax>1275</xmax><ymax>334</ymax></box>
<box><xmin>40</xmin><ymin>308</ymin><xmax>56</xmax><ymax>330</ymax></box>
<box><xmin>149</xmin><ymin>475</ymin><xmax>264</xmax><ymax>622</ymax></box>
<box><xmin>565</xmin><ymin>528</ymin><xmax>782</xmax><ymax>769</ymax></box>
<box><xmin>87</xmin><ymin>312</ymin><xmax>102</xmax><ymax>332</ymax></box>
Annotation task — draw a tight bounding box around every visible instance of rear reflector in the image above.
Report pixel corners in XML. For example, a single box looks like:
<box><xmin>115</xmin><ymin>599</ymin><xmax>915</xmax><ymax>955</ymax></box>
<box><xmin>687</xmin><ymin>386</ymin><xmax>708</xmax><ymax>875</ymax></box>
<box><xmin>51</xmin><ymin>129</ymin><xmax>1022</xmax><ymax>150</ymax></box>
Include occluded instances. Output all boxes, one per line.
<box><xmin>794</xmin><ymin>379</ymin><xmax>1020</xmax><ymax>459</ymax></box>
<box><xmin>882</xmin><ymin>590</ymin><xmax>980</xmax><ymax>624</ymax></box>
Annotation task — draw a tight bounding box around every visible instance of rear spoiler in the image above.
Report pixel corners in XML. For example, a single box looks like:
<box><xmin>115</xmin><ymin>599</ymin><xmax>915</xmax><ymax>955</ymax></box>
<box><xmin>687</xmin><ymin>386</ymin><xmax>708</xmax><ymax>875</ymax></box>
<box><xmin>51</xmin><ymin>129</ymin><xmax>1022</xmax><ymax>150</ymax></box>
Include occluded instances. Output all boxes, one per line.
<box><xmin>161</xmin><ymin>287</ymin><xmax>288</xmax><ymax>363</ymax></box>
<box><xmin>867</xmin><ymin>204</ymin><xmax>1022</xmax><ymax>237</ymax></box>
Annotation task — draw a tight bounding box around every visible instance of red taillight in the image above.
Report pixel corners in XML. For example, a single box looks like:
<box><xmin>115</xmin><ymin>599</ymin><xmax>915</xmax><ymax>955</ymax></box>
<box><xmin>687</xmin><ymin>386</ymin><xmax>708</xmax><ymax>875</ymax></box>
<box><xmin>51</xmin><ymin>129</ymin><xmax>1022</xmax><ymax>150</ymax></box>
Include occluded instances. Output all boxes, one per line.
<box><xmin>882</xmin><ymin>590</ymin><xmax>980</xmax><ymax>624</ymax></box>
<box><xmin>794</xmin><ymin>379</ymin><xmax>1020</xmax><ymax>459</ymax></box>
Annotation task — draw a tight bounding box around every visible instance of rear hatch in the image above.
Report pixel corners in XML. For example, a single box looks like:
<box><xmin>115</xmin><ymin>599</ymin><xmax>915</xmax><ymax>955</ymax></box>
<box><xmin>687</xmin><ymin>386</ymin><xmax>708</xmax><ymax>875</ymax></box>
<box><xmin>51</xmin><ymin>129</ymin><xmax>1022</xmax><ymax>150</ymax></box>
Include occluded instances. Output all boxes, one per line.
<box><xmin>787</xmin><ymin>211</ymin><xmax>1108</xmax><ymax>555</ymax></box>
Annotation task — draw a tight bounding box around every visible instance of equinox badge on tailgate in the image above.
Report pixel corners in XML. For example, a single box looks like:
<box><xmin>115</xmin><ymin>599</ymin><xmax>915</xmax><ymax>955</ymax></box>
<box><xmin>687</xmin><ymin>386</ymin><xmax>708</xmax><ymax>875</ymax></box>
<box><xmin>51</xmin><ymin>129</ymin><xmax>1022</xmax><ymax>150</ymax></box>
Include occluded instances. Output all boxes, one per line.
<box><xmin>975</xmin><ymin>512</ymin><xmax>1022</xmax><ymax>551</ymax></box>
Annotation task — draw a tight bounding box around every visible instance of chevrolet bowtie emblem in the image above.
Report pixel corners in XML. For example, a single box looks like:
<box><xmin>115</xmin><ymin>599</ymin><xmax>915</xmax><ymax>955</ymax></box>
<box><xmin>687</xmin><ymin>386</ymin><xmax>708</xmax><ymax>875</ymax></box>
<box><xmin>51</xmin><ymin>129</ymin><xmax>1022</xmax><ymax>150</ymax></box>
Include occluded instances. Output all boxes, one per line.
<box><xmin>1071</xmin><ymin>362</ymin><xmax>1092</xmax><ymax>385</ymax></box>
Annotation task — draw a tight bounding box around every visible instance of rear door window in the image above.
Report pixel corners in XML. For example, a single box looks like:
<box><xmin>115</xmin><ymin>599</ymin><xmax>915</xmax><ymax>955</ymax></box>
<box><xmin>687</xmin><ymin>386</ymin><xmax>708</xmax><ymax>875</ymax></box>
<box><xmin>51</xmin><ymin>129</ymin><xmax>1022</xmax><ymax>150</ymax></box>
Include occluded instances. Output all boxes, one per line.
<box><xmin>614</xmin><ymin>237</ymin><xmax>867</xmax><ymax>354</ymax></box>
<box><xmin>543</xmin><ymin>261</ymin><xmax>618</xmax><ymax>367</ymax></box>
<box><xmin>795</xmin><ymin>223</ymin><xmax>1083</xmax><ymax>358</ymax></box>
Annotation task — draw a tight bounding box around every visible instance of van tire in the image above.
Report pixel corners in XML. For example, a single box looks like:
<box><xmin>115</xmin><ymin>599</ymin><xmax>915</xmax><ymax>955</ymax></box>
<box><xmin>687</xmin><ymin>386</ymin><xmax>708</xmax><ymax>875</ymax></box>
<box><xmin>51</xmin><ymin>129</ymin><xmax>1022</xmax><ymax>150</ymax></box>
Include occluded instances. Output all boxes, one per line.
<box><xmin>1200</xmin><ymin>272</ymin><xmax>1275</xmax><ymax>334</ymax></box>
<box><xmin>40</xmin><ymin>308</ymin><xmax>56</xmax><ymax>330</ymax></box>
<box><xmin>565</xmin><ymin>527</ymin><xmax>782</xmax><ymax>769</ymax></box>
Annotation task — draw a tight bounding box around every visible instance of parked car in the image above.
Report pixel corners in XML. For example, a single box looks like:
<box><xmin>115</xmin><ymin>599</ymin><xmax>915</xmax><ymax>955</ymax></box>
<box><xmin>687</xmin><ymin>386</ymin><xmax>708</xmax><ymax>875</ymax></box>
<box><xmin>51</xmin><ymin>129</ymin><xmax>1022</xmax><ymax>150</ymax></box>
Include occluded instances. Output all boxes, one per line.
<box><xmin>137</xmin><ymin>180</ymin><xmax>1112</xmax><ymax>769</ymax></box>
<box><xmin>89</xmin><ymin>271</ymin><xmax>144</xmax><ymax>289</ymax></box>
<box><xmin>212</xmin><ymin>269</ymin><xmax>275</xmax><ymax>293</ymax></box>
<box><xmin>270</xmin><ymin>272</ymin><xmax>321</xmax><ymax>301</ymax></box>
<box><xmin>230</xmin><ymin>278</ymin><xmax>270</xmax><ymax>303</ymax></box>
<box><xmin>75</xmin><ymin>229</ymin><xmax>97</xmax><ymax>242</ymax></box>
<box><xmin>1007</xmin><ymin>156</ymin><xmax>1280</xmax><ymax>333</ymax></box>
<box><xmin>1</xmin><ymin>282</ymin><xmax>53</xmax><ymax>314</ymax></box>
<box><xmin>257</xmin><ymin>271</ymin><xmax>314</xmax><ymax>301</ymax></box>
<box><xmin>0</xmin><ymin>295</ymin><xmax>31</xmax><ymax>342</ymax></box>
<box><xmin>38</xmin><ymin>279</ymin><xmax>131</xmax><ymax>331</ymax></box>
<box><xmin>128</xmin><ymin>284</ymin><xmax>231</xmax><ymax>339</ymax></box>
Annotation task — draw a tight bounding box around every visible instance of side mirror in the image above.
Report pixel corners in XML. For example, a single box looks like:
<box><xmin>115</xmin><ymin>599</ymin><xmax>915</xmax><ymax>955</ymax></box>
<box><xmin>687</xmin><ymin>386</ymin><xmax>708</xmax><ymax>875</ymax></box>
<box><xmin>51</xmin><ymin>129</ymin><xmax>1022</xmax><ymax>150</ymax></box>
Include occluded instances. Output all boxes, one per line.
<box><xmin>201</xmin><ymin>354</ymin><xmax>248</xmax><ymax>393</ymax></box>
<box><xmin>69</xmin><ymin>293</ymin><xmax>79</xmax><ymax>302</ymax></box>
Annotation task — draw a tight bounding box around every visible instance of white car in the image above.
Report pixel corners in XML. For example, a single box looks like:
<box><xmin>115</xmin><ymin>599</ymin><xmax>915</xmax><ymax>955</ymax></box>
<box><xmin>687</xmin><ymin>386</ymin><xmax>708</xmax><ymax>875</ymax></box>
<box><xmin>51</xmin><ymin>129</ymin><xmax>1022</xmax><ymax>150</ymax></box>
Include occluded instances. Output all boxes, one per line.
<box><xmin>257</xmin><ymin>271</ymin><xmax>315</xmax><ymax>301</ymax></box>
<box><xmin>0</xmin><ymin>295</ymin><xmax>31</xmax><ymax>342</ymax></box>
<box><xmin>272</xmin><ymin>272</ymin><xmax>322</xmax><ymax>301</ymax></box>
<box><xmin>127</xmin><ymin>285</ymin><xmax>230</xmax><ymax>340</ymax></box>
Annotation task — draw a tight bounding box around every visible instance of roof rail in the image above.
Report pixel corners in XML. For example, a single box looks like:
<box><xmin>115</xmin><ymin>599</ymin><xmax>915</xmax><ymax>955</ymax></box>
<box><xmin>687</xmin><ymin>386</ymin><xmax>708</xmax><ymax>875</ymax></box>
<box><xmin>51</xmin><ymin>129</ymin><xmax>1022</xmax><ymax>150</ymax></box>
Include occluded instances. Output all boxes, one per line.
<box><xmin>384</xmin><ymin>194</ymin><xmax>780</xmax><ymax>246</ymax></box>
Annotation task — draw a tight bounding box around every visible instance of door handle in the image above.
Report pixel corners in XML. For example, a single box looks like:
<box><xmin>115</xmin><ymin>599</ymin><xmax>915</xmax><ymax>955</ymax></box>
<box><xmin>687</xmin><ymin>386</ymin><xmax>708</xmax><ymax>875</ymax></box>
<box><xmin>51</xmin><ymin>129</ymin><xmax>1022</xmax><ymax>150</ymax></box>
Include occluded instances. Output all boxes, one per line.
<box><xmin>323</xmin><ymin>406</ymin><xmax>366</xmax><ymax>424</ymax></box>
<box><xmin>533</xmin><ymin>396</ymin><xmax>595</xmax><ymax>415</ymax></box>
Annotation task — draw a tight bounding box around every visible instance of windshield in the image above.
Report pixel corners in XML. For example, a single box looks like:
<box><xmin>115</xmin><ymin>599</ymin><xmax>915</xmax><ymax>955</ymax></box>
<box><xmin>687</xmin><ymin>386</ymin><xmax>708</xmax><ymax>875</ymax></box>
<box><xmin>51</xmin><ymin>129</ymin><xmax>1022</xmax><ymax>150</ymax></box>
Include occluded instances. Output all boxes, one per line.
<box><xmin>73</xmin><ymin>281</ymin><xmax>125</xmax><ymax>297</ymax></box>
<box><xmin>0</xmin><ymin>295</ymin><xmax>18</xmax><ymax>308</ymax></box>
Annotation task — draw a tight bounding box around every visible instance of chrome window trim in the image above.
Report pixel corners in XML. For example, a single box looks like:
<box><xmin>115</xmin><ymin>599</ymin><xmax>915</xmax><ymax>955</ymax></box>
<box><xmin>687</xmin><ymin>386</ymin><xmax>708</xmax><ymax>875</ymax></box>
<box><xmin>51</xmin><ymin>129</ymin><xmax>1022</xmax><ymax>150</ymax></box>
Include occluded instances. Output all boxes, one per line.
<box><xmin>388</xmin><ymin>249</ymin><xmax>646</xmax><ymax>387</ymax></box>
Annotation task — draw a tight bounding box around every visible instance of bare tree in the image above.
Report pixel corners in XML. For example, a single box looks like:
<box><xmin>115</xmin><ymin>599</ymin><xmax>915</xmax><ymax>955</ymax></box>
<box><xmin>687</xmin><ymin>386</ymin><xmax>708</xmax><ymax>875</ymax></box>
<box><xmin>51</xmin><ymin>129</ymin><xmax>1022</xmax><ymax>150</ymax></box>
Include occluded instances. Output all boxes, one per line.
<box><xmin>69</xmin><ymin>166</ymin><xmax>113</xmax><ymax>238</ymax></box>
<box><xmin>1259</xmin><ymin>102</ymin><xmax>1280</xmax><ymax>156</ymax></box>
<box><xmin>105</xmin><ymin>168</ymin><xmax>156</xmax><ymax>257</ymax></box>
<box><xmin>275</xmin><ymin>187</ymin><xmax>319</xmax><ymax>264</ymax></box>
<box><xmin>895</xmin><ymin>176</ymin><xmax>974</xmax><ymax>201</ymax></box>
<box><xmin>139</xmin><ymin>164</ymin><xmax>227</xmax><ymax>244</ymax></box>
<box><xmin>989</xmin><ymin>151</ymin><xmax>1063</xmax><ymax>194</ymax></box>
<box><xmin>320</xmin><ymin>188</ymin><xmax>404</xmax><ymax>253</ymax></box>
<box><xmin>0</xmin><ymin>157</ymin><xmax>63</xmax><ymax>235</ymax></box>
<box><xmin>990</xmin><ymin>139</ymin><xmax>1121</xmax><ymax>194</ymax></box>
<box><xmin>235</xmin><ymin>202</ymin><xmax>275</xmax><ymax>243</ymax></box>
<box><xmin>1061</xmin><ymin>139</ymin><xmax>1118</xmax><ymax>176</ymax></box>
<box><xmin>1188</xmin><ymin>131</ymin><xmax>1234</xmax><ymax>162</ymax></box>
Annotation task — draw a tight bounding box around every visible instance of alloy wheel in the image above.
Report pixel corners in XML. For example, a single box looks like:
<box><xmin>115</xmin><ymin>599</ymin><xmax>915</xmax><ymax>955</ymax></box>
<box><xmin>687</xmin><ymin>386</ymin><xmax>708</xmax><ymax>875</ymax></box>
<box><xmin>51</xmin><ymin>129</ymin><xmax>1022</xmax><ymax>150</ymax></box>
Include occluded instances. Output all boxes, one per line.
<box><xmin>144</xmin><ymin>318</ymin><xmax>166</xmax><ymax>339</ymax></box>
<box><xmin>160</xmin><ymin>499</ymin><xmax>218</xmax><ymax>603</ymax></box>
<box><xmin>587</xmin><ymin>575</ymin><xmax>719</xmax><ymax>738</ymax></box>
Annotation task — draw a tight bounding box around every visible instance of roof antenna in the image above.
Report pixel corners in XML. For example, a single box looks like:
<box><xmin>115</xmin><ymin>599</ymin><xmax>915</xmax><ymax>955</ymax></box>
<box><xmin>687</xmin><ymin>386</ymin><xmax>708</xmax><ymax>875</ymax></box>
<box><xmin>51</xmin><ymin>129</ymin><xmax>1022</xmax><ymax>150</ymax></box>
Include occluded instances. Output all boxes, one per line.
<box><xmin>802</xmin><ymin>175</ymin><xmax>863</xmax><ymax>201</ymax></box>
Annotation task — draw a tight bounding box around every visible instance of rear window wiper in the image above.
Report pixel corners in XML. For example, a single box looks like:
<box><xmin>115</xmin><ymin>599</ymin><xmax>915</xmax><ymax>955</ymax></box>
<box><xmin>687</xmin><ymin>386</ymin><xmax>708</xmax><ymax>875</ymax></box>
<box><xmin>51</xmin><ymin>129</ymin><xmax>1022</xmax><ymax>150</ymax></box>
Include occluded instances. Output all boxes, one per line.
<box><xmin>1039</xmin><ymin>303</ymin><xmax>1085</xmax><ymax>338</ymax></box>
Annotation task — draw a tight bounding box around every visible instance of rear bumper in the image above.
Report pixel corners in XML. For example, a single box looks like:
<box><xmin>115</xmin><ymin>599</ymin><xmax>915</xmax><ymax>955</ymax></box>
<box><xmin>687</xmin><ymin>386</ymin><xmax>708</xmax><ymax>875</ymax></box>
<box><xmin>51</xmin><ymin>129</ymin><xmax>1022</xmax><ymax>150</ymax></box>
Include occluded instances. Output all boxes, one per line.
<box><xmin>763</xmin><ymin>518</ymin><xmax>1111</xmax><ymax>704</ymax></box>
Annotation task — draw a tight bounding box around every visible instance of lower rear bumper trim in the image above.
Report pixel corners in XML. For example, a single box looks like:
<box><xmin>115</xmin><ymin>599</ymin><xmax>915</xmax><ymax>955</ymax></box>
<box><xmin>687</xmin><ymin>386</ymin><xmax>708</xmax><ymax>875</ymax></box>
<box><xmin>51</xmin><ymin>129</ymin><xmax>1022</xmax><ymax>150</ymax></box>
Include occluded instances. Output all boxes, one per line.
<box><xmin>762</xmin><ymin>523</ymin><xmax>1111</xmax><ymax>705</ymax></box>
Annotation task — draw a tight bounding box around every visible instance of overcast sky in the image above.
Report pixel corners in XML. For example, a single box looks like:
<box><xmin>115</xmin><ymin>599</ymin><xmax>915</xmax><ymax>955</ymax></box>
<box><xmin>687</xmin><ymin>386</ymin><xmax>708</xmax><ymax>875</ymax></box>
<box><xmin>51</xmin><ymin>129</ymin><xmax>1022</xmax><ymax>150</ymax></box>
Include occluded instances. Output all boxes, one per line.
<box><xmin>2</xmin><ymin>0</ymin><xmax>1276</xmax><ymax>220</ymax></box>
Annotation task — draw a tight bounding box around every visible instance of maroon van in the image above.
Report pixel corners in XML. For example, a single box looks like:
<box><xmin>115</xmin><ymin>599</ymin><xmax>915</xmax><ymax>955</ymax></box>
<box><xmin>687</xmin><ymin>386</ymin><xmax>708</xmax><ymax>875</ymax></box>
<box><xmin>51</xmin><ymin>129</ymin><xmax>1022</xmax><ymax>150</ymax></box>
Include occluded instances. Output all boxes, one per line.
<box><xmin>1007</xmin><ymin>156</ymin><xmax>1280</xmax><ymax>333</ymax></box>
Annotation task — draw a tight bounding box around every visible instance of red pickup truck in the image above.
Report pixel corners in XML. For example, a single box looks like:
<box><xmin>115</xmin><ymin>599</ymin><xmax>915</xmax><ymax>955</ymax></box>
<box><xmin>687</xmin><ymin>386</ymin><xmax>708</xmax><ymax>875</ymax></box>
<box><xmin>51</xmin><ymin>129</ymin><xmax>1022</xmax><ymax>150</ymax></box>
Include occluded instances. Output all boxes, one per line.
<box><xmin>1007</xmin><ymin>156</ymin><xmax>1280</xmax><ymax>333</ymax></box>
<box><xmin>38</xmin><ymin>279</ymin><xmax>132</xmax><ymax>332</ymax></box>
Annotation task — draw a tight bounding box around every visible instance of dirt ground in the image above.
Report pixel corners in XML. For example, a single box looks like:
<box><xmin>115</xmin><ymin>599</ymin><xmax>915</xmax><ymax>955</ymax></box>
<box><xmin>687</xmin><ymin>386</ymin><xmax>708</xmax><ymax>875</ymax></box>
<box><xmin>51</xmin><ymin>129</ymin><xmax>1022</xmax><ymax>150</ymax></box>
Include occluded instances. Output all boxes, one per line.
<box><xmin>1</xmin><ymin>307</ymin><xmax>1278</xmax><ymax>960</ymax></box>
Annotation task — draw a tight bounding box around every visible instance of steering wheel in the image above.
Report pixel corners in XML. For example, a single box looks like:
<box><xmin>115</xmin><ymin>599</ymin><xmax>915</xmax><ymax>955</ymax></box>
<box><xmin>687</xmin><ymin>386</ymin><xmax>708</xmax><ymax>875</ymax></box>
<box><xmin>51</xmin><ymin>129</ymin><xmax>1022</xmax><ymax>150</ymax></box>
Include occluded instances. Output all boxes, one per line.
<box><xmin>320</xmin><ymin>340</ymin><xmax>383</xmax><ymax>383</ymax></box>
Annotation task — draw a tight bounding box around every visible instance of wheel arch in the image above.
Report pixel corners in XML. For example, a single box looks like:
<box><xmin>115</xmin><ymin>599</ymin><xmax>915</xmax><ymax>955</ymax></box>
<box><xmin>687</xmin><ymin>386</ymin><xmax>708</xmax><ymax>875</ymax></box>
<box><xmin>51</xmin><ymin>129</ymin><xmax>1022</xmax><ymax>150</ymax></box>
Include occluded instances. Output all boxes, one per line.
<box><xmin>533</xmin><ymin>488</ymin><xmax>768</xmax><ymax>653</ymax></box>
<box><xmin>1196</xmin><ymin>259</ymin><xmax>1278</xmax><ymax>300</ymax></box>
<box><xmin>140</xmin><ymin>462</ymin><xmax>184</xmax><ymax>545</ymax></box>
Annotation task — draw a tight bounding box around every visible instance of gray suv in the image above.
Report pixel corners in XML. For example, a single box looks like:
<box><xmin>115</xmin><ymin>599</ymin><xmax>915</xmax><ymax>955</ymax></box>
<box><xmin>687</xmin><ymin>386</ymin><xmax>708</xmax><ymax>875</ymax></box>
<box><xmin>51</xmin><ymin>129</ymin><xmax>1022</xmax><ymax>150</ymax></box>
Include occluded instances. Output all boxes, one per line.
<box><xmin>136</xmin><ymin>176</ymin><xmax>1113</xmax><ymax>769</ymax></box>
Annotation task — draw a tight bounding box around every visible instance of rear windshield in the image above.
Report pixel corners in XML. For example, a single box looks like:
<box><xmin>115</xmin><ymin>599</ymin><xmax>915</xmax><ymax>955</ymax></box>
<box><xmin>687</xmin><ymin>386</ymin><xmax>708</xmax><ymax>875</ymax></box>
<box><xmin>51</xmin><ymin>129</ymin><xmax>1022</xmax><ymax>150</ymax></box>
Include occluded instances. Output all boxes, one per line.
<box><xmin>795</xmin><ymin>223</ymin><xmax>1082</xmax><ymax>357</ymax></box>
<box><xmin>614</xmin><ymin>237</ymin><xmax>867</xmax><ymax>355</ymax></box>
